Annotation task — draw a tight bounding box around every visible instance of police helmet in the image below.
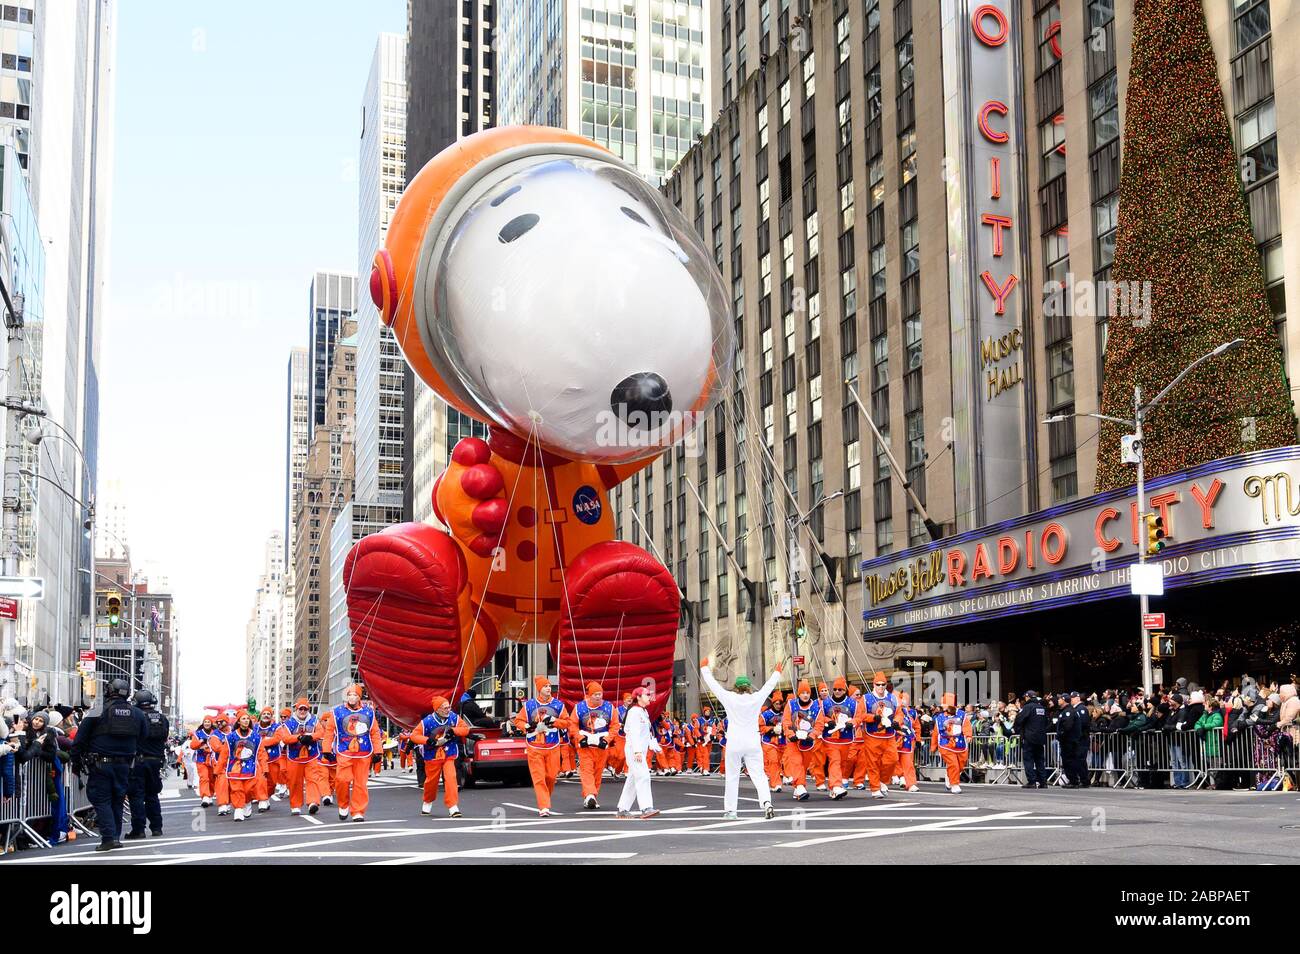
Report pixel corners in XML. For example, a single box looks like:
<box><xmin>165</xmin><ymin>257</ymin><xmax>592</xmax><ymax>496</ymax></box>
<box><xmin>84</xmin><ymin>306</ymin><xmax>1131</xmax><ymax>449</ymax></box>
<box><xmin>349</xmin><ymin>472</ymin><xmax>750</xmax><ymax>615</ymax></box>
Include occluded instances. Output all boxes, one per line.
<box><xmin>133</xmin><ymin>689</ymin><xmax>157</xmax><ymax>708</ymax></box>
<box><xmin>108</xmin><ymin>678</ymin><xmax>130</xmax><ymax>698</ymax></box>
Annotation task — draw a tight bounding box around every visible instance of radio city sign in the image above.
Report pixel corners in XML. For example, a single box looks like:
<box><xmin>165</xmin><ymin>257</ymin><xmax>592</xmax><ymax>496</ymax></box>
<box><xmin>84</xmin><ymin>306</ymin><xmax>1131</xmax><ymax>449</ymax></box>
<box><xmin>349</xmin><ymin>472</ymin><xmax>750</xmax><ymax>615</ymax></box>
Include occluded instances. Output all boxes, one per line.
<box><xmin>941</xmin><ymin>0</ymin><xmax>1036</xmax><ymax>528</ymax></box>
<box><xmin>861</xmin><ymin>446</ymin><xmax>1300</xmax><ymax>638</ymax></box>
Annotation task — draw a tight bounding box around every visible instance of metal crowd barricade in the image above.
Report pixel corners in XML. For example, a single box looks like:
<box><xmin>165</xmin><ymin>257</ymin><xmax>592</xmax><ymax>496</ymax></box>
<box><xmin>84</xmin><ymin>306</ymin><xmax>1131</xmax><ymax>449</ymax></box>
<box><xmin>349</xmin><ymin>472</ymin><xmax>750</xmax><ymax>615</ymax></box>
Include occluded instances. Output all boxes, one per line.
<box><xmin>0</xmin><ymin>758</ymin><xmax>57</xmax><ymax>850</ymax></box>
<box><xmin>65</xmin><ymin>764</ymin><xmax>98</xmax><ymax>836</ymax></box>
<box><xmin>966</xmin><ymin>733</ymin><xmax>1023</xmax><ymax>783</ymax></box>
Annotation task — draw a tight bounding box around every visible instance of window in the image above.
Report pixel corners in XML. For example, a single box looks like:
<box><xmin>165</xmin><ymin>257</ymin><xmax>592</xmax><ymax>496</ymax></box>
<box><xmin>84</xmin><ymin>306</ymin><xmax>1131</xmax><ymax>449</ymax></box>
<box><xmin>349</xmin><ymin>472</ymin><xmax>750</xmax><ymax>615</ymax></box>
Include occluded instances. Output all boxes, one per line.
<box><xmin>841</xmin><ymin>267</ymin><xmax>857</xmax><ymax>318</ymax></box>
<box><xmin>805</xmin><ymin>210</ymin><xmax>820</xmax><ymax>258</ymax></box>
<box><xmin>1234</xmin><ymin>0</ymin><xmax>1270</xmax><ymax>54</ymax></box>
<box><xmin>802</xmin><ymin>52</ymin><xmax>815</xmax><ymax>100</ymax></box>
<box><xmin>1094</xmin><ymin>194</ymin><xmax>1119</xmax><ymax>268</ymax></box>
<box><xmin>1036</xmin><ymin>3</ymin><xmax>1062</xmax><ymax>73</ymax></box>
<box><xmin>780</xmin><ymin>80</ymin><xmax>791</xmax><ymax>125</ymax></box>
<box><xmin>1047</xmin><ymin>342</ymin><xmax>1074</xmax><ymax>410</ymax></box>
<box><xmin>1089</xmin><ymin>74</ymin><xmax>1118</xmax><ymax>147</ymax></box>
<box><xmin>836</xmin><ymin>14</ymin><xmax>850</xmax><ymax>64</ymax></box>
<box><xmin>839</xmin><ymin>181</ymin><xmax>854</xmax><ymax>231</ymax></box>
<box><xmin>1238</xmin><ymin>98</ymin><xmax>1278</xmax><ymax>182</ymax></box>
<box><xmin>901</xmin><ymin>219</ymin><xmax>919</xmax><ymax>277</ymax></box>
<box><xmin>1040</xmin><ymin>114</ymin><xmax>1065</xmax><ymax>181</ymax></box>
<box><xmin>897</xmin><ymin>33</ymin><xmax>913</xmax><ymax>91</ymax></box>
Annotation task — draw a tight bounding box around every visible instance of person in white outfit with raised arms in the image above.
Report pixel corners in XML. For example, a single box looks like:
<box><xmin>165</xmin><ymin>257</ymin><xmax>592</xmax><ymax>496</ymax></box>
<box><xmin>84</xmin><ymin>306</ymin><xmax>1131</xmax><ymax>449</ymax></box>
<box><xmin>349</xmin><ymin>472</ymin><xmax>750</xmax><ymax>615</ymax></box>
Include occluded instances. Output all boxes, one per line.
<box><xmin>616</xmin><ymin>685</ymin><xmax>662</xmax><ymax>819</ymax></box>
<box><xmin>699</xmin><ymin>655</ymin><xmax>783</xmax><ymax>820</ymax></box>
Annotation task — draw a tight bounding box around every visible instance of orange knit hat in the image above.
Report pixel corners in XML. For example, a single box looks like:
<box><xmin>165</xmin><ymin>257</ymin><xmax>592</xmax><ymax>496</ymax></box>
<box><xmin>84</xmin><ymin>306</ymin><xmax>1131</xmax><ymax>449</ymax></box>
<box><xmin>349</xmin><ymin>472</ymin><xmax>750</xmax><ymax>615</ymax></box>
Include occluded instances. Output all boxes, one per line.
<box><xmin>586</xmin><ymin>681</ymin><xmax>602</xmax><ymax>696</ymax></box>
<box><xmin>534</xmin><ymin>675</ymin><xmax>551</xmax><ymax>692</ymax></box>
<box><xmin>832</xmin><ymin>676</ymin><xmax>847</xmax><ymax>691</ymax></box>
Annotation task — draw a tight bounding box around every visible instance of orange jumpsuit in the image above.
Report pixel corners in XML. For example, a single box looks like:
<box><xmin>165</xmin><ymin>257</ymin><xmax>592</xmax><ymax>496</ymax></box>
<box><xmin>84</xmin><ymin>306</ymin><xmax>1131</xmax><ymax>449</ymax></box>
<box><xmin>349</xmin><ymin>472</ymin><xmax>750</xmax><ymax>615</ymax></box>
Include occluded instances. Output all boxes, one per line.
<box><xmin>514</xmin><ymin>690</ymin><xmax>571</xmax><ymax>812</ymax></box>
<box><xmin>692</xmin><ymin>713</ymin><xmax>716</xmax><ymax>772</ymax></box>
<box><xmin>320</xmin><ymin>696</ymin><xmax>383</xmax><ymax>818</ymax></box>
<box><xmin>607</xmin><ymin>699</ymin><xmax>631</xmax><ymax>774</ymax></box>
<box><xmin>815</xmin><ymin>684</ymin><xmax>858</xmax><ymax>795</ymax></box>
<box><xmin>654</xmin><ymin>719</ymin><xmax>675</xmax><ymax>772</ymax></box>
<box><xmin>760</xmin><ymin>703</ymin><xmax>787</xmax><ymax>790</ymax></box>
<box><xmin>255</xmin><ymin>713</ymin><xmax>283</xmax><ymax>801</ymax></box>
<box><xmin>220</xmin><ymin>726</ymin><xmax>274</xmax><ymax>811</ymax></box>
<box><xmin>318</xmin><ymin>712</ymin><xmax>338</xmax><ymax>794</ymax></box>
<box><xmin>189</xmin><ymin>723</ymin><xmax>219</xmax><ymax>800</ymax></box>
<box><xmin>933</xmin><ymin>710</ymin><xmax>973</xmax><ymax>789</ymax></box>
<box><xmin>783</xmin><ymin>694</ymin><xmax>824</xmax><ymax>794</ymax></box>
<box><xmin>857</xmin><ymin>689</ymin><xmax>901</xmax><ymax>794</ymax></box>
<box><xmin>210</xmin><ymin>723</ymin><xmax>231</xmax><ymax>808</ymax></box>
<box><xmin>276</xmin><ymin>710</ymin><xmax>328</xmax><ymax>811</ymax></box>
<box><xmin>573</xmin><ymin>691</ymin><xmax>621</xmax><ymax>802</ymax></box>
<box><xmin>894</xmin><ymin>705</ymin><xmax>922</xmax><ymax>790</ymax></box>
<box><xmin>410</xmin><ymin>707</ymin><xmax>470</xmax><ymax>810</ymax></box>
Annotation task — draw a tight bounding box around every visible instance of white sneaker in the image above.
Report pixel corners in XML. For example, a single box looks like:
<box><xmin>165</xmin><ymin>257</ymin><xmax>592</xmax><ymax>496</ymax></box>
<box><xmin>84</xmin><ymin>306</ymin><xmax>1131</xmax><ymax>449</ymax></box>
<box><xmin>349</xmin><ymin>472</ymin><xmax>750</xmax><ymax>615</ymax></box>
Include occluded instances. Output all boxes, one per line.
<box><xmin>217</xmin><ymin>805</ymin><xmax>230</xmax><ymax>816</ymax></box>
<box><xmin>951</xmin><ymin>785</ymin><xmax>962</xmax><ymax>794</ymax></box>
<box><xmin>539</xmin><ymin>808</ymin><xmax>552</xmax><ymax>817</ymax></box>
<box><xmin>200</xmin><ymin>797</ymin><xmax>211</xmax><ymax>807</ymax></box>
<box><xmin>772</xmin><ymin>785</ymin><xmax>783</xmax><ymax>792</ymax></box>
<box><xmin>815</xmin><ymin>783</ymin><xmax>827</xmax><ymax>791</ymax></box>
<box><xmin>234</xmin><ymin>809</ymin><xmax>245</xmax><ymax>822</ymax></box>
<box><xmin>352</xmin><ymin>814</ymin><xmax>365</xmax><ymax>822</ymax></box>
<box><xmin>794</xmin><ymin>785</ymin><xmax>808</xmax><ymax>801</ymax></box>
<box><xmin>908</xmin><ymin>785</ymin><xmax>920</xmax><ymax>793</ymax></box>
<box><xmin>338</xmin><ymin>809</ymin><xmax>350</xmax><ymax>820</ymax></box>
<box><xmin>584</xmin><ymin>795</ymin><xmax>598</xmax><ymax>810</ymax></box>
<box><xmin>258</xmin><ymin>800</ymin><xmax>269</xmax><ymax>811</ymax></box>
<box><xmin>421</xmin><ymin>801</ymin><xmax>433</xmax><ymax>815</ymax></box>
<box><xmin>878</xmin><ymin>783</ymin><xmax>889</xmax><ymax>794</ymax></box>
<box><xmin>830</xmin><ymin>786</ymin><xmax>846</xmax><ymax>800</ymax></box>
<box><xmin>322</xmin><ymin>795</ymin><xmax>333</xmax><ymax>806</ymax></box>
<box><xmin>449</xmin><ymin>806</ymin><xmax>462</xmax><ymax>818</ymax></box>
<box><xmin>290</xmin><ymin>807</ymin><xmax>301</xmax><ymax>815</ymax></box>
<box><xmin>781</xmin><ymin>776</ymin><xmax>793</xmax><ymax>785</ymax></box>
<box><xmin>872</xmin><ymin>790</ymin><xmax>885</xmax><ymax>799</ymax></box>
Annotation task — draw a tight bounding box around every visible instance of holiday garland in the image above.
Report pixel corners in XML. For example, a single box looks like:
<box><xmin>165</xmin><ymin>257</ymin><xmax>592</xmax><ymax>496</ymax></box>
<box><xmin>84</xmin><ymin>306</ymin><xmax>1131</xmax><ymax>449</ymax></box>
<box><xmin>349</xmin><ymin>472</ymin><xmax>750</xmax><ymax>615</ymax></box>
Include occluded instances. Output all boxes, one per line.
<box><xmin>1095</xmin><ymin>0</ymin><xmax>1296</xmax><ymax>491</ymax></box>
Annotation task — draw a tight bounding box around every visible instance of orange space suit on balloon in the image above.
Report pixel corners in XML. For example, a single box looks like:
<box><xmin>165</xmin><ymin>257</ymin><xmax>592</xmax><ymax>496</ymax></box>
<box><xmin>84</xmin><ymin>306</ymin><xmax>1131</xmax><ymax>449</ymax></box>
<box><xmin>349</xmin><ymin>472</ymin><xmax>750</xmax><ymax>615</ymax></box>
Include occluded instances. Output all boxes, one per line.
<box><xmin>341</xmin><ymin>126</ymin><xmax>734</xmax><ymax>727</ymax></box>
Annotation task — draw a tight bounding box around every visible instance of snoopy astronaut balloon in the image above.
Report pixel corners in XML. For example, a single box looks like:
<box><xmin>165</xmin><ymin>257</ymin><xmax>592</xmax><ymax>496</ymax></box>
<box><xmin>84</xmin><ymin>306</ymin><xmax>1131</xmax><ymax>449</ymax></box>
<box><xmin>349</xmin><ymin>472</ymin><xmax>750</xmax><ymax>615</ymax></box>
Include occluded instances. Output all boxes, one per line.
<box><xmin>346</xmin><ymin>126</ymin><xmax>733</xmax><ymax>726</ymax></box>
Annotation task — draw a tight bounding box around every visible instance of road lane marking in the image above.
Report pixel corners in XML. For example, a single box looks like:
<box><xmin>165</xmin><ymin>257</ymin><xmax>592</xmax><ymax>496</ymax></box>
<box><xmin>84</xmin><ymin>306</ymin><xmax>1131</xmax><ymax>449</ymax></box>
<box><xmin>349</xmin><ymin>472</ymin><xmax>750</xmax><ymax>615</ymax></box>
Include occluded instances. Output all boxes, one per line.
<box><xmin>777</xmin><ymin>810</ymin><xmax>1035</xmax><ymax>848</ymax></box>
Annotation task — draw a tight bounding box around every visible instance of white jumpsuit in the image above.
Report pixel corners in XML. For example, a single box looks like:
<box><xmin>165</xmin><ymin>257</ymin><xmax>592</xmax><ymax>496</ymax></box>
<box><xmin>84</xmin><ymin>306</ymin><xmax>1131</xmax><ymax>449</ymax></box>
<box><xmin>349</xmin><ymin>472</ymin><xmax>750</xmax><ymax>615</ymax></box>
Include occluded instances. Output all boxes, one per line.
<box><xmin>700</xmin><ymin>667</ymin><xmax>782</xmax><ymax>813</ymax></box>
<box><xmin>617</xmin><ymin>705</ymin><xmax>661</xmax><ymax>812</ymax></box>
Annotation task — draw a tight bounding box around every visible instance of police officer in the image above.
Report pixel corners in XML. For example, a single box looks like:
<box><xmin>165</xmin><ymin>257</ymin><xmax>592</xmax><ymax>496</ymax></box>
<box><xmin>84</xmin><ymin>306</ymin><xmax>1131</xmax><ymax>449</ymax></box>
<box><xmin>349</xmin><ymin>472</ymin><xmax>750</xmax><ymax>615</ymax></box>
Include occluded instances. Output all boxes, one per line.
<box><xmin>125</xmin><ymin>689</ymin><xmax>169</xmax><ymax>839</ymax></box>
<box><xmin>71</xmin><ymin>678</ymin><xmax>149</xmax><ymax>851</ymax></box>
<box><xmin>1054</xmin><ymin>692</ymin><xmax>1079</xmax><ymax>787</ymax></box>
<box><xmin>1013</xmin><ymin>690</ymin><xmax>1049</xmax><ymax>788</ymax></box>
<box><xmin>1070</xmin><ymin>689</ymin><xmax>1091</xmax><ymax>789</ymax></box>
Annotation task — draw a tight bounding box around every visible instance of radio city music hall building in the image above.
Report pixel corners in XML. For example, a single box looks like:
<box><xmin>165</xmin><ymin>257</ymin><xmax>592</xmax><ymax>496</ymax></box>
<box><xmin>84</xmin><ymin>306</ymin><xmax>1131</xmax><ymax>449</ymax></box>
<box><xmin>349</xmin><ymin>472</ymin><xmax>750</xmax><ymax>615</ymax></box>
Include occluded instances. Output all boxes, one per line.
<box><xmin>605</xmin><ymin>0</ymin><xmax>1299</xmax><ymax>699</ymax></box>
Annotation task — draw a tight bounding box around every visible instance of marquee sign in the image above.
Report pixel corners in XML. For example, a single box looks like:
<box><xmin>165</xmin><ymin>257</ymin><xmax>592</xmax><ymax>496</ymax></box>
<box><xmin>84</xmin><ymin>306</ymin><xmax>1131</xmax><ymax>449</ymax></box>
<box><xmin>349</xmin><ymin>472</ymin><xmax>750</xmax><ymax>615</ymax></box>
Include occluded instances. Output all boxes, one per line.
<box><xmin>861</xmin><ymin>446</ymin><xmax>1300</xmax><ymax>638</ymax></box>
<box><xmin>941</xmin><ymin>0</ymin><xmax>1038</xmax><ymax>528</ymax></box>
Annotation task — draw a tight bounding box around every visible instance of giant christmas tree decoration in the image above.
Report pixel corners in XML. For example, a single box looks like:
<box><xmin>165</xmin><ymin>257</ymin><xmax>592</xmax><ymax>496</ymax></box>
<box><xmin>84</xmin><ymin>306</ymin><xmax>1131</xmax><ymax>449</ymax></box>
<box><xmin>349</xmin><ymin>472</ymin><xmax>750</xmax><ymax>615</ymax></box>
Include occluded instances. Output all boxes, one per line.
<box><xmin>1095</xmin><ymin>0</ymin><xmax>1295</xmax><ymax>491</ymax></box>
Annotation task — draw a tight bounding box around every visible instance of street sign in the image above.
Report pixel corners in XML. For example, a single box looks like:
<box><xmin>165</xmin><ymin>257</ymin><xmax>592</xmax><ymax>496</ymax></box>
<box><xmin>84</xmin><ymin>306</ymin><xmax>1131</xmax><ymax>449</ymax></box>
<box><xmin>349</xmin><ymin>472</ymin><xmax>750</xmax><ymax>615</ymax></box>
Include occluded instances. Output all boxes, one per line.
<box><xmin>792</xmin><ymin>655</ymin><xmax>806</xmax><ymax>665</ymax></box>
<box><xmin>1130</xmin><ymin>563</ymin><xmax>1164</xmax><ymax>596</ymax></box>
<box><xmin>0</xmin><ymin>596</ymin><xmax>16</xmax><ymax>620</ymax></box>
<box><xmin>78</xmin><ymin>650</ymin><xmax>96</xmax><ymax>674</ymax></box>
<box><xmin>1142</xmin><ymin>613</ymin><xmax>1165</xmax><ymax>629</ymax></box>
<box><xmin>0</xmin><ymin>576</ymin><xmax>43</xmax><ymax>599</ymax></box>
<box><xmin>1150</xmin><ymin>634</ymin><xmax>1175</xmax><ymax>658</ymax></box>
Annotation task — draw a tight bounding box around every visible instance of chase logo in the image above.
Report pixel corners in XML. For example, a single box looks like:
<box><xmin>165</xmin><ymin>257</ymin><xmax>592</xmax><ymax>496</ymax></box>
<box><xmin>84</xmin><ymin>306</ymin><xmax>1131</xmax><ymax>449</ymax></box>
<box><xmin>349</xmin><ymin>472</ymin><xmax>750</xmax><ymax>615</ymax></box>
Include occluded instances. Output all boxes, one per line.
<box><xmin>572</xmin><ymin>486</ymin><xmax>602</xmax><ymax>525</ymax></box>
<box><xmin>864</xmin><ymin>616</ymin><xmax>893</xmax><ymax>632</ymax></box>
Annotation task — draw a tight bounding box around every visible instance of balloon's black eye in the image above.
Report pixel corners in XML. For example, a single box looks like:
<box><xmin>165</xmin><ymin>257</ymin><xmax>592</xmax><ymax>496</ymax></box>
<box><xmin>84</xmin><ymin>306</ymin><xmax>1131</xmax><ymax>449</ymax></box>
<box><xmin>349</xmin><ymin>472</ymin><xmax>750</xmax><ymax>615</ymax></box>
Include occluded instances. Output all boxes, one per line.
<box><xmin>498</xmin><ymin>213</ymin><xmax>539</xmax><ymax>243</ymax></box>
<box><xmin>621</xmin><ymin>206</ymin><xmax>648</xmax><ymax>226</ymax></box>
<box><xmin>490</xmin><ymin>185</ymin><xmax>521</xmax><ymax>207</ymax></box>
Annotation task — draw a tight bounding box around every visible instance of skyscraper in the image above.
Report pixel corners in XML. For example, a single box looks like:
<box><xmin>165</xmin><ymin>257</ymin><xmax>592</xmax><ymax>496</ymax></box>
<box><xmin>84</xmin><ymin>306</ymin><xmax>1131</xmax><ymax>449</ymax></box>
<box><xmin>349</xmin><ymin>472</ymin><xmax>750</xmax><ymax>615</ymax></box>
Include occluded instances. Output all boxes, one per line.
<box><xmin>0</xmin><ymin>0</ymin><xmax>115</xmax><ymax>706</ymax></box>
<box><xmin>496</xmin><ymin>0</ymin><xmax>712</xmax><ymax>182</ymax></box>
<box><xmin>246</xmin><ymin>532</ymin><xmax>285</xmax><ymax>712</ymax></box>
<box><xmin>354</xmin><ymin>34</ymin><xmax>408</xmax><ymax>508</ymax></box>
<box><xmin>307</xmin><ymin>271</ymin><xmax>357</xmax><ymax>440</ymax></box>
<box><xmin>402</xmin><ymin>0</ymin><xmax>496</xmax><ymax>524</ymax></box>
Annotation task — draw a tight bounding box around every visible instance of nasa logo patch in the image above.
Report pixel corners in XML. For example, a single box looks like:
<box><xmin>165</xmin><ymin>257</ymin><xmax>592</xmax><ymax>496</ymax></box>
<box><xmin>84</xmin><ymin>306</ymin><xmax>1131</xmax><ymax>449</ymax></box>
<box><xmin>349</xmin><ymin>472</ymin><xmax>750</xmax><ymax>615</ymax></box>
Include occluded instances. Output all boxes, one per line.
<box><xmin>572</xmin><ymin>485</ymin><xmax>603</xmax><ymax>525</ymax></box>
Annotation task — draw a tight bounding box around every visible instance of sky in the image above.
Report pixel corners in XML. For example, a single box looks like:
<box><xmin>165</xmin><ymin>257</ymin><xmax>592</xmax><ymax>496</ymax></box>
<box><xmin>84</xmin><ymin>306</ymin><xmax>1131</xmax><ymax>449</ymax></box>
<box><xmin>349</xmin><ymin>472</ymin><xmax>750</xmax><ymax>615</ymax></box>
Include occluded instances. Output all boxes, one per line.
<box><xmin>101</xmin><ymin>1</ymin><xmax>405</xmax><ymax>716</ymax></box>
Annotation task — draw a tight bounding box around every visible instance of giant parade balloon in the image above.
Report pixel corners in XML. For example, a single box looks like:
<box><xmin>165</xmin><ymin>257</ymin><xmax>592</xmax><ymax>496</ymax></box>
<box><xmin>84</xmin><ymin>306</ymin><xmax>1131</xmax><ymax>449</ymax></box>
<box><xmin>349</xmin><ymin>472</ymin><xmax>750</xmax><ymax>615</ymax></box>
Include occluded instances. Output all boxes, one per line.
<box><xmin>345</xmin><ymin>126</ymin><xmax>734</xmax><ymax>726</ymax></box>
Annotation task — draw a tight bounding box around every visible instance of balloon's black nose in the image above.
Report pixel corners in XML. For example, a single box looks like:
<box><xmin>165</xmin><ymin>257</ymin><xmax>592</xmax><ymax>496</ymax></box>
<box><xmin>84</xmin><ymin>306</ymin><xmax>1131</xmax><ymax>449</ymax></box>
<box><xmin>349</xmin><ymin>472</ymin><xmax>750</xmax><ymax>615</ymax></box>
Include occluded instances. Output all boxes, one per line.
<box><xmin>611</xmin><ymin>372</ymin><xmax>673</xmax><ymax>423</ymax></box>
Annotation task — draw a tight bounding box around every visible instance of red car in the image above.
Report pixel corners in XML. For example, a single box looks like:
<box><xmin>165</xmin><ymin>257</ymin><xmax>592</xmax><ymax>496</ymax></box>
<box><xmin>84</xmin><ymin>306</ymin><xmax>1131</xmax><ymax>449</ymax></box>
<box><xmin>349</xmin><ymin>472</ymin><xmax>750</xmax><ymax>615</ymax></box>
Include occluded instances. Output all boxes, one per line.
<box><xmin>455</xmin><ymin>721</ymin><xmax>530</xmax><ymax>787</ymax></box>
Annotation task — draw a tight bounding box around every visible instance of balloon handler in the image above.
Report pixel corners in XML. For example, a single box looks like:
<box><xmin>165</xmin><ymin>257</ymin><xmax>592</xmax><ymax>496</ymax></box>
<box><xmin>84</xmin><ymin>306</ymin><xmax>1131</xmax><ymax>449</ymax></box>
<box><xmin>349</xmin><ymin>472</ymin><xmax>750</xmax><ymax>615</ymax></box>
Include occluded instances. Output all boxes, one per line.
<box><xmin>343</xmin><ymin>126</ymin><xmax>734</xmax><ymax>725</ymax></box>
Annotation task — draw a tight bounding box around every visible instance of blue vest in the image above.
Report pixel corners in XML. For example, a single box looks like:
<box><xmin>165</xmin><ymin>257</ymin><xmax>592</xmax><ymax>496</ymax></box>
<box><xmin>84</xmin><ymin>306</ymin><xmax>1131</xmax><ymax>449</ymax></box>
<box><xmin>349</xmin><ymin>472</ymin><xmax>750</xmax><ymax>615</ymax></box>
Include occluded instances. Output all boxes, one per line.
<box><xmin>788</xmin><ymin>700</ymin><xmax>819</xmax><ymax>750</ymax></box>
<box><xmin>896</xmin><ymin>706</ymin><xmax>918</xmax><ymax>752</ymax></box>
<box><xmin>935</xmin><ymin>711</ymin><xmax>968</xmax><ymax>751</ymax></box>
<box><xmin>761</xmin><ymin>708</ymin><xmax>786</xmax><ymax>746</ymax></box>
<box><xmin>820</xmin><ymin>695</ymin><xmax>858</xmax><ymax>744</ymax></box>
<box><xmin>617</xmin><ymin>704</ymin><xmax>628</xmax><ymax>736</ymax></box>
<box><xmin>194</xmin><ymin>727</ymin><xmax>215</xmax><ymax>763</ymax></box>
<box><xmin>862</xmin><ymin>691</ymin><xmax>900</xmax><ymax>738</ymax></box>
<box><xmin>333</xmin><ymin>704</ymin><xmax>376</xmax><ymax>756</ymax></box>
<box><xmin>574</xmin><ymin>700</ymin><xmax>614</xmax><ymax>742</ymax></box>
<box><xmin>284</xmin><ymin>716</ymin><xmax>320</xmax><ymax>762</ymax></box>
<box><xmin>524</xmin><ymin>698</ymin><xmax>565</xmax><ymax>747</ymax></box>
<box><xmin>224</xmin><ymin>727</ymin><xmax>262</xmax><ymax>779</ymax></box>
<box><xmin>260</xmin><ymin>721</ymin><xmax>283</xmax><ymax>760</ymax></box>
<box><xmin>419</xmin><ymin>711</ymin><xmax>462</xmax><ymax>759</ymax></box>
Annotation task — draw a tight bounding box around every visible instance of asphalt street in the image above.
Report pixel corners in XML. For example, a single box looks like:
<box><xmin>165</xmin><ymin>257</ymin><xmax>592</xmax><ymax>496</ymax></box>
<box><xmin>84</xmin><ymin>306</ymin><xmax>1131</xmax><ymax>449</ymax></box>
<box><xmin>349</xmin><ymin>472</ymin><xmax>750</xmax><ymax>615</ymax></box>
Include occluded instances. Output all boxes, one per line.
<box><xmin>5</xmin><ymin>768</ymin><xmax>1297</xmax><ymax>865</ymax></box>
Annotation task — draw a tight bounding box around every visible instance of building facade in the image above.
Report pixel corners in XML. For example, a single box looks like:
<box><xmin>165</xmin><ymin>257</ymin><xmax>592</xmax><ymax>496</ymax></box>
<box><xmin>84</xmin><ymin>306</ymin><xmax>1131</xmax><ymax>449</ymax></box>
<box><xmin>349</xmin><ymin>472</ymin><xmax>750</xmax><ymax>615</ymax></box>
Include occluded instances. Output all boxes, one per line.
<box><xmin>497</xmin><ymin>0</ymin><xmax>713</xmax><ymax>182</ymax></box>
<box><xmin>323</xmin><ymin>499</ymin><xmax>402</xmax><ymax>704</ymax></box>
<box><xmin>245</xmin><ymin>532</ymin><xmax>285</xmax><ymax>712</ymax></box>
<box><xmin>292</xmin><ymin>322</ymin><xmax>356</xmax><ymax>700</ymax></box>
<box><xmin>354</xmin><ymin>33</ymin><xmax>409</xmax><ymax>509</ymax></box>
<box><xmin>607</xmin><ymin>0</ymin><xmax>1298</xmax><ymax>693</ymax></box>
<box><xmin>307</xmin><ymin>271</ymin><xmax>356</xmax><ymax>440</ymax></box>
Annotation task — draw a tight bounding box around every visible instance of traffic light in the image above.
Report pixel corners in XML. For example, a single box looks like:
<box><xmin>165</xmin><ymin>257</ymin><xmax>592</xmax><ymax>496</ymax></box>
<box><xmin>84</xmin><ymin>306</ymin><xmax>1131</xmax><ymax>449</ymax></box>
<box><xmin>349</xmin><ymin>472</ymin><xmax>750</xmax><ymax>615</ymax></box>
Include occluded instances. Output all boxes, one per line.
<box><xmin>1144</xmin><ymin>512</ymin><xmax>1165</xmax><ymax>556</ymax></box>
<box><xmin>792</xmin><ymin>607</ymin><xmax>807</xmax><ymax>640</ymax></box>
<box><xmin>494</xmin><ymin>678</ymin><xmax>502</xmax><ymax>693</ymax></box>
<box><xmin>107</xmin><ymin>595</ymin><xmax>121</xmax><ymax>626</ymax></box>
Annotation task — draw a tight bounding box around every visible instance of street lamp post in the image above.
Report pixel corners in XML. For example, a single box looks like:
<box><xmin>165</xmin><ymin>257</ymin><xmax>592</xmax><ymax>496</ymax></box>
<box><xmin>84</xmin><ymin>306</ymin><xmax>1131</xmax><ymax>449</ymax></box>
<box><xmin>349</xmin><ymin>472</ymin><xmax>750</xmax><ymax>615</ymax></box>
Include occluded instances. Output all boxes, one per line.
<box><xmin>1044</xmin><ymin>338</ymin><xmax>1244</xmax><ymax>693</ymax></box>
<box><xmin>785</xmin><ymin>489</ymin><xmax>843</xmax><ymax>686</ymax></box>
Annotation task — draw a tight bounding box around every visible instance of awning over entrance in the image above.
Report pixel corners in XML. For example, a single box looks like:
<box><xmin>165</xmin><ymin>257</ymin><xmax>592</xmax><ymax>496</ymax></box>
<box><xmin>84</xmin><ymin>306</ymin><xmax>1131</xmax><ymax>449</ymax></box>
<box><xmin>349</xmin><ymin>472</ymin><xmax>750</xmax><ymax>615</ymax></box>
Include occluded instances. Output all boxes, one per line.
<box><xmin>859</xmin><ymin>446</ymin><xmax>1300</xmax><ymax>641</ymax></box>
